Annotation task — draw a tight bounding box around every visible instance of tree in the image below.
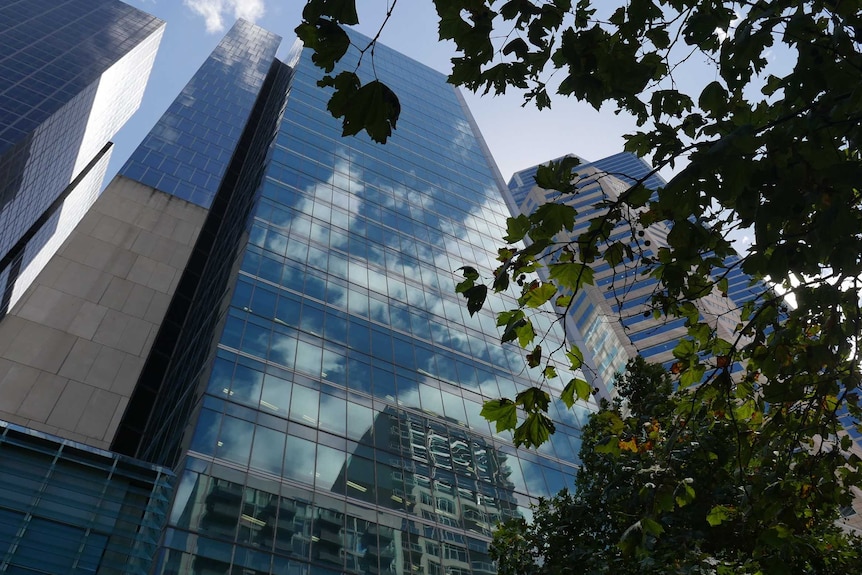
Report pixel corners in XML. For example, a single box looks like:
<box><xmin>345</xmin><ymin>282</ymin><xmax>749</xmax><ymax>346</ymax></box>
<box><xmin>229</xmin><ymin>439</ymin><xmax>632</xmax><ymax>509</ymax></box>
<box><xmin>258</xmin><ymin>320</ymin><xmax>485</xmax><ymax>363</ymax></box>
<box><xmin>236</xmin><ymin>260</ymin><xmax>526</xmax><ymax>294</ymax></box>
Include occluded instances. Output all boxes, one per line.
<box><xmin>297</xmin><ymin>0</ymin><xmax>862</xmax><ymax>566</ymax></box>
<box><xmin>491</xmin><ymin>357</ymin><xmax>862</xmax><ymax>574</ymax></box>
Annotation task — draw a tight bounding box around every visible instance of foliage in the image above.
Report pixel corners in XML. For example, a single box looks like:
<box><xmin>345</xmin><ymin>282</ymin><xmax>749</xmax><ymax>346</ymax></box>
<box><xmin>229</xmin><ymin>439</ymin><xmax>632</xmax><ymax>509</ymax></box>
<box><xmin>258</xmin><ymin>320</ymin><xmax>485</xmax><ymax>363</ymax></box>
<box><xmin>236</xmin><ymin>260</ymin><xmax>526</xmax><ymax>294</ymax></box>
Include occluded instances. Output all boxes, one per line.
<box><xmin>490</xmin><ymin>358</ymin><xmax>862</xmax><ymax>574</ymax></box>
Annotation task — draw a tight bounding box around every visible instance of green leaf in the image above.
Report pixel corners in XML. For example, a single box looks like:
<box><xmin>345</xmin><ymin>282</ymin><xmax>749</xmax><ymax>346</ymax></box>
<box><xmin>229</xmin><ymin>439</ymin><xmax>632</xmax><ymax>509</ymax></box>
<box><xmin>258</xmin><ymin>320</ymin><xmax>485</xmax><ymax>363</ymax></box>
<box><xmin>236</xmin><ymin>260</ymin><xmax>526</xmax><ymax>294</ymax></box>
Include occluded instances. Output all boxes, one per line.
<box><xmin>504</xmin><ymin>214</ymin><xmax>532</xmax><ymax>243</ymax></box>
<box><xmin>641</xmin><ymin>517</ymin><xmax>665</xmax><ymax>537</ymax></box>
<box><xmin>645</xmin><ymin>26</ymin><xmax>670</xmax><ymax>49</ymax></box>
<box><xmin>534</xmin><ymin>156</ymin><xmax>581</xmax><ymax>191</ymax></box>
<box><xmin>513</xmin><ymin>412</ymin><xmax>555</xmax><ymax>448</ymax></box>
<box><xmin>548</xmin><ymin>263</ymin><xmax>594</xmax><ymax>292</ymax></box>
<box><xmin>455</xmin><ymin>266</ymin><xmax>479</xmax><ymax>293</ymax></box>
<box><xmin>481</xmin><ymin>399</ymin><xmax>517</xmax><ymax>433</ymax></box>
<box><xmin>296</xmin><ymin>19</ymin><xmax>351</xmax><ymax>73</ymax></box>
<box><xmin>525</xmin><ymin>345</ymin><xmax>542</xmax><ymax>368</ymax></box>
<box><xmin>530</xmin><ymin>203</ymin><xmax>578</xmax><ymax>239</ymax></box>
<box><xmin>679</xmin><ymin>363</ymin><xmax>705</xmax><ymax>388</ymax></box>
<box><xmin>672</xmin><ymin>338</ymin><xmax>697</xmax><ymax>361</ymax></box>
<box><xmin>566</xmin><ymin>346</ymin><xmax>584</xmax><ymax>369</ymax></box>
<box><xmin>561</xmin><ymin>378</ymin><xmax>591</xmax><ymax>408</ymax></box>
<box><xmin>759</xmin><ymin>525</ymin><xmax>792</xmax><ymax>547</ymax></box>
<box><xmin>604</xmin><ymin>241</ymin><xmax>625</xmax><ymax>267</ymax></box>
<box><xmin>302</xmin><ymin>0</ymin><xmax>359</xmax><ymax>25</ymax></box>
<box><xmin>462</xmin><ymin>284</ymin><xmax>487</xmax><ymax>316</ymax></box>
<box><xmin>555</xmin><ymin>294</ymin><xmax>572</xmax><ymax>307</ymax></box>
<box><xmin>516</xmin><ymin>386</ymin><xmax>551</xmax><ymax>412</ymax></box>
<box><xmin>595</xmin><ymin>434</ymin><xmax>621</xmax><ymax>456</ymax></box>
<box><xmin>706</xmin><ymin>505</ymin><xmax>734</xmax><ymax>526</ymax></box>
<box><xmin>675</xmin><ymin>482</ymin><xmax>696</xmax><ymax>507</ymax></box>
<box><xmin>698</xmin><ymin>80</ymin><xmax>728</xmax><ymax>115</ymax></box>
<box><xmin>515</xmin><ymin>319</ymin><xmax>536</xmax><ymax>347</ymax></box>
<box><xmin>503</xmin><ymin>37</ymin><xmax>529</xmax><ymax>58</ymax></box>
<box><xmin>521</xmin><ymin>282</ymin><xmax>557</xmax><ymax>308</ymax></box>
<box><xmin>319</xmin><ymin>73</ymin><xmax>400</xmax><ymax>143</ymax></box>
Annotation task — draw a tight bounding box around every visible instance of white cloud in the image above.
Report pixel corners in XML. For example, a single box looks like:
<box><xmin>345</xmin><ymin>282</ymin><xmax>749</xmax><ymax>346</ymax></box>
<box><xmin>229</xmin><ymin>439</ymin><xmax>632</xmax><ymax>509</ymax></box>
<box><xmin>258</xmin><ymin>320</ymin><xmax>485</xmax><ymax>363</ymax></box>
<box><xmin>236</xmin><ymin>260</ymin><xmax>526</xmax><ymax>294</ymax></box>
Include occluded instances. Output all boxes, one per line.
<box><xmin>183</xmin><ymin>0</ymin><xmax>266</xmax><ymax>33</ymax></box>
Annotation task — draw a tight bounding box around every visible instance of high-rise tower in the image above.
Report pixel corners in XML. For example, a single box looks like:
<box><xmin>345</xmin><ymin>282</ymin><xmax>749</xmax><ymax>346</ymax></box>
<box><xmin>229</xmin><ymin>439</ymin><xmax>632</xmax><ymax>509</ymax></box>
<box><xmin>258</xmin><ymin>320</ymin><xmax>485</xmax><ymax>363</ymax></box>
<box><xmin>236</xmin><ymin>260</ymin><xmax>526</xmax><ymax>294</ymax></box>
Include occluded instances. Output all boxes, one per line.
<box><xmin>508</xmin><ymin>153</ymin><xmax>760</xmax><ymax>397</ymax></box>
<box><xmin>0</xmin><ymin>2</ymin><xmax>173</xmax><ymax>574</ymax></box>
<box><xmin>0</xmin><ymin>0</ymin><xmax>164</xmax><ymax>313</ymax></box>
<box><xmin>118</xmin><ymin>23</ymin><xmax>590</xmax><ymax>575</ymax></box>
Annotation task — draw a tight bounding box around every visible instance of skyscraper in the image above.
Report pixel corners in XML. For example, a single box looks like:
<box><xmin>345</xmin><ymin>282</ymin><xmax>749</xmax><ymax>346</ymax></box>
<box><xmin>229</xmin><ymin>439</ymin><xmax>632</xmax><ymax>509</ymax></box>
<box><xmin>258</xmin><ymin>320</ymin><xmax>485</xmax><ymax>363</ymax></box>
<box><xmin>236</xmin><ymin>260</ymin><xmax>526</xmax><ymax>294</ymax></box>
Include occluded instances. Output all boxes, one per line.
<box><xmin>0</xmin><ymin>19</ymin><xmax>594</xmax><ymax>575</ymax></box>
<box><xmin>121</xmin><ymin>23</ymin><xmax>589</xmax><ymax>575</ymax></box>
<box><xmin>0</xmin><ymin>2</ymin><xmax>173</xmax><ymax>573</ymax></box>
<box><xmin>508</xmin><ymin>153</ymin><xmax>759</xmax><ymax>397</ymax></box>
<box><xmin>0</xmin><ymin>0</ymin><xmax>165</xmax><ymax>314</ymax></box>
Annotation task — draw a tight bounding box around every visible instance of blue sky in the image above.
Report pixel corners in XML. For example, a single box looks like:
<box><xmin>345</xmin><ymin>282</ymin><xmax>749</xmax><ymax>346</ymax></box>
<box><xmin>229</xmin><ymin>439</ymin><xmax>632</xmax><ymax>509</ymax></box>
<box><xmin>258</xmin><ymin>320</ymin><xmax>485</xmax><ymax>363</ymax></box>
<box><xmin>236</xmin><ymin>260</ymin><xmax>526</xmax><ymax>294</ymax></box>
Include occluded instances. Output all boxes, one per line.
<box><xmin>115</xmin><ymin>1</ymin><xmax>643</xmax><ymax>184</ymax></box>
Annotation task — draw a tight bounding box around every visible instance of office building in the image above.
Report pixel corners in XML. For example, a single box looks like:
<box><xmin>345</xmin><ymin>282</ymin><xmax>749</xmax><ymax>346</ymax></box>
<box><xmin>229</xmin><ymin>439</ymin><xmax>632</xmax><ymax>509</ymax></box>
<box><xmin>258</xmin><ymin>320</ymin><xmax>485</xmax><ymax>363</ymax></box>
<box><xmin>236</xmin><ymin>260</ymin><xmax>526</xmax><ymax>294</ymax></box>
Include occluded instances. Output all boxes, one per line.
<box><xmin>0</xmin><ymin>1</ymin><xmax>173</xmax><ymax>573</ymax></box>
<box><xmin>508</xmin><ymin>153</ymin><xmax>755</xmax><ymax>397</ymax></box>
<box><xmin>0</xmin><ymin>0</ymin><xmax>165</xmax><ymax>314</ymax></box>
<box><xmin>0</xmin><ymin>19</ymin><xmax>593</xmax><ymax>575</ymax></box>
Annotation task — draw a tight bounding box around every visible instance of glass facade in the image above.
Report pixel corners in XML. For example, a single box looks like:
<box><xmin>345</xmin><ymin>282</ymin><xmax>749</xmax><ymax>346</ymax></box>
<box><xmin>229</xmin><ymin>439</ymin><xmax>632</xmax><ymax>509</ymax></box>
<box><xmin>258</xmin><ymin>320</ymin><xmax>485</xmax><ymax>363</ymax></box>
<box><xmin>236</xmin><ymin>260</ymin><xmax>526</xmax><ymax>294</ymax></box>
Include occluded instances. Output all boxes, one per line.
<box><xmin>111</xmin><ymin>22</ymin><xmax>594</xmax><ymax>575</ymax></box>
<box><xmin>0</xmin><ymin>0</ymin><xmax>164</xmax><ymax>312</ymax></box>
<box><xmin>120</xmin><ymin>20</ymin><xmax>282</xmax><ymax>208</ymax></box>
<box><xmin>0</xmin><ymin>421</ymin><xmax>173</xmax><ymax>574</ymax></box>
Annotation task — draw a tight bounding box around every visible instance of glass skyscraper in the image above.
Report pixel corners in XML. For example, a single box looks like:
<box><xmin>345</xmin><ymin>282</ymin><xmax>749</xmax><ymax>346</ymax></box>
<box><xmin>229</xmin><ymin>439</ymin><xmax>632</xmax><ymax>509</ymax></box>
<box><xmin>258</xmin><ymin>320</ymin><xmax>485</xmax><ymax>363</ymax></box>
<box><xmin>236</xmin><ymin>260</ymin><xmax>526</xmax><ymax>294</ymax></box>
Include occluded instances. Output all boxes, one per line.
<box><xmin>104</xmin><ymin>21</ymin><xmax>592</xmax><ymax>575</ymax></box>
<box><xmin>0</xmin><ymin>2</ymin><xmax>173</xmax><ymax>573</ymax></box>
<box><xmin>0</xmin><ymin>0</ymin><xmax>165</xmax><ymax>313</ymax></box>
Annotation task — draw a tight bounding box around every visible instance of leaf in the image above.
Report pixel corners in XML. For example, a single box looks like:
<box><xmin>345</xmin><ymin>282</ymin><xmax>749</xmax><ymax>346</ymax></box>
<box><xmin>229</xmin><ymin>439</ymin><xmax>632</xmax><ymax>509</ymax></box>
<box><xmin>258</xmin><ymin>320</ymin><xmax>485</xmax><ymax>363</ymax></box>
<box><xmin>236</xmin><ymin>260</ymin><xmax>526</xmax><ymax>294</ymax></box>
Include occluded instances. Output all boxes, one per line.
<box><xmin>516</xmin><ymin>386</ymin><xmax>551</xmax><ymax>412</ymax></box>
<box><xmin>481</xmin><ymin>399</ymin><xmax>517</xmax><ymax>433</ymax></box>
<box><xmin>618</xmin><ymin>436</ymin><xmax>638</xmax><ymax>452</ymax></box>
<box><xmin>604</xmin><ymin>241</ymin><xmax>625</xmax><ymax>267</ymax></box>
<box><xmin>319</xmin><ymin>73</ymin><xmax>400</xmax><ymax>143</ymax></box>
<box><xmin>534</xmin><ymin>156</ymin><xmax>581</xmax><ymax>191</ymax></box>
<box><xmin>526</xmin><ymin>345</ymin><xmax>542</xmax><ymax>368</ymax></box>
<box><xmin>706</xmin><ymin>505</ymin><xmax>734</xmax><ymax>526</ymax></box>
<box><xmin>595</xmin><ymin>434</ymin><xmax>621</xmax><ymax>455</ymax></box>
<box><xmin>503</xmin><ymin>37</ymin><xmax>529</xmax><ymax>58</ymax></box>
<box><xmin>759</xmin><ymin>525</ymin><xmax>792</xmax><ymax>547</ymax></box>
<box><xmin>302</xmin><ymin>0</ymin><xmax>359</xmax><ymax>25</ymax></box>
<box><xmin>698</xmin><ymin>80</ymin><xmax>728</xmax><ymax>115</ymax></box>
<box><xmin>566</xmin><ymin>346</ymin><xmax>585</xmax><ymax>369</ymax></box>
<box><xmin>679</xmin><ymin>363</ymin><xmax>705</xmax><ymax>388</ymax></box>
<box><xmin>561</xmin><ymin>378</ymin><xmax>591</xmax><ymax>407</ymax></box>
<box><xmin>675</xmin><ymin>483</ymin><xmax>696</xmax><ymax>507</ymax></box>
<box><xmin>514</xmin><ymin>412</ymin><xmax>555</xmax><ymax>448</ymax></box>
<box><xmin>521</xmin><ymin>282</ymin><xmax>557</xmax><ymax>308</ymax></box>
<box><xmin>296</xmin><ymin>19</ymin><xmax>351</xmax><ymax>72</ymax></box>
<box><xmin>548</xmin><ymin>262</ymin><xmax>594</xmax><ymax>292</ymax></box>
<box><xmin>462</xmin><ymin>284</ymin><xmax>487</xmax><ymax>316</ymax></box>
<box><xmin>504</xmin><ymin>214</ymin><xmax>532</xmax><ymax>243</ymax></box>
<box><xmin>640</xmin><ymin>517</ymin><xmax>665</xmax><ymax>537</ymax></box>
<box><xmin>530</xmin><ymin>203</ymin><xmax>578</xmax><ymax>239</ymax></box>
<box><xmin>515</xmin><ymin>319</ymin><xmax>536</xmax><ymax>347</ymax></box>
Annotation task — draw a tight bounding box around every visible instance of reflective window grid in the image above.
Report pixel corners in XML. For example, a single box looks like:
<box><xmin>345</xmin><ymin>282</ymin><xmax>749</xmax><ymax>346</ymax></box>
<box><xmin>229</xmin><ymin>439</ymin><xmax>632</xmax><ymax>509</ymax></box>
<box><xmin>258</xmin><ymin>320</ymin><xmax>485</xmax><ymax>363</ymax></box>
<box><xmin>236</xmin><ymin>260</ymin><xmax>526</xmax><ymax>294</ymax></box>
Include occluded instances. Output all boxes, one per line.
<box><xmin>0</xmin><ymin>0</ymin><xmax>164</xmax><ymax>313</ymax></box>
<box><xmin>0</xmin><ymin>421</ymin><xmax>173</xmax><ymax>575</ymax></box>
<box><xmin>120</xmin><ymin>19</ymin><xmax>282</xmax><ymax>209</ymax></box>
<box><xmin>124</xmin><ymin>24</ymin><xmax>597</xmax><ymax>575</ymax></box>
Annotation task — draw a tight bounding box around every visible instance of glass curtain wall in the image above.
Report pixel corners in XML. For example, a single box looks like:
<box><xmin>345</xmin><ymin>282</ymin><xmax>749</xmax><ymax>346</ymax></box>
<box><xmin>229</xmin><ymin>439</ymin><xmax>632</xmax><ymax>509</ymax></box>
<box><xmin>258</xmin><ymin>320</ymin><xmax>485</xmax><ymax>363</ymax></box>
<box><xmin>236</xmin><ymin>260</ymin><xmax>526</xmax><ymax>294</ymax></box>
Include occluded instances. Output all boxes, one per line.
<box><xmin>153</xmin><ymin>29</ymin><xmax>593</xmax><ymax>575</ymax></box>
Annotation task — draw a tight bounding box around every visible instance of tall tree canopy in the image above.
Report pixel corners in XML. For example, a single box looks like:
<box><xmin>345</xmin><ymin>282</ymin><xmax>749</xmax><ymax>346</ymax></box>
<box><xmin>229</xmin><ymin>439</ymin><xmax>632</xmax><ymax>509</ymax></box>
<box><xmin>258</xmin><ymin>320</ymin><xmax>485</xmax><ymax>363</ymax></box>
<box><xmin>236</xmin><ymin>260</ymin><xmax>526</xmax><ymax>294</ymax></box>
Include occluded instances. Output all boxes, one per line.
<box><xmin>491</xmin><ymin>357</ymin><xmax>862</xmax><ymax>574</ymax></box>
<box><xmin>298</xmin><ymin>0</ymin><xmax>862</xmax><ymax>566</ymax></box>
